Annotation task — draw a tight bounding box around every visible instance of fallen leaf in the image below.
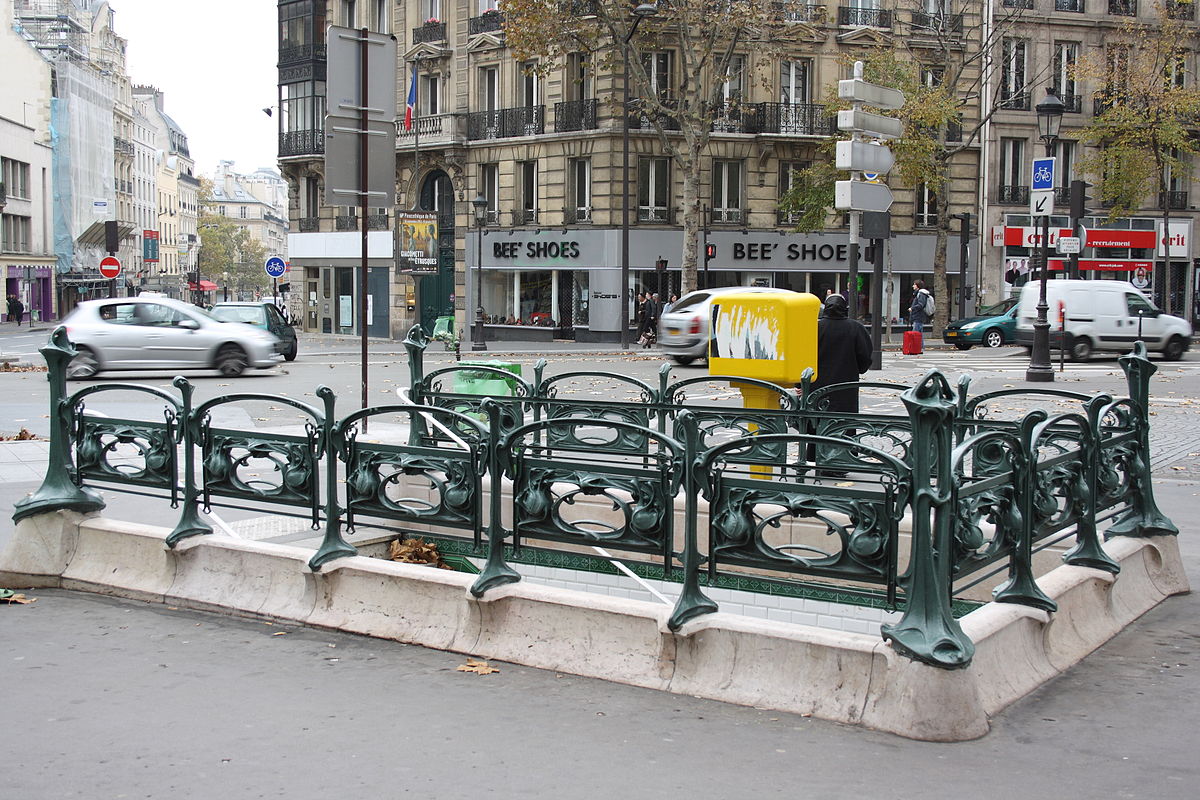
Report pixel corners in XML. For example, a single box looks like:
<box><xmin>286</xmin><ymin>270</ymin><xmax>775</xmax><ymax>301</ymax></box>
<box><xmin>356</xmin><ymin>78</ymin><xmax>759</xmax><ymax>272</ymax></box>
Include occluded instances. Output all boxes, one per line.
<box><xmin>457</xmin><ymin>659</ymin><xmax>499</xmax><ymax>675</ymax></box>
<box><xmin>0</xmin><ymin>590</ymin><xmax>35</xmax><ymax>604</ymax></box>
<box><xmin>836</xmin><ymin>481</ymin><xmax>855</xmax><ymax>487</ymax></box>
<box><xmin>272</xmin><ymin>631</ymin><xmax>288</xmax><ymax>636</ymax></box>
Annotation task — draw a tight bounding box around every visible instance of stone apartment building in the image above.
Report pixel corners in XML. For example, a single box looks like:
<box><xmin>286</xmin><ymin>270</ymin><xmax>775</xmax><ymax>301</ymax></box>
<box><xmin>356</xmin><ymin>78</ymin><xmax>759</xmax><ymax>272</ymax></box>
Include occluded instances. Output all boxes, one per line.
<box><xmin>277</xmin><ymin>0</ymin><xmax>1200</xmax><ymax>341</ymax></box>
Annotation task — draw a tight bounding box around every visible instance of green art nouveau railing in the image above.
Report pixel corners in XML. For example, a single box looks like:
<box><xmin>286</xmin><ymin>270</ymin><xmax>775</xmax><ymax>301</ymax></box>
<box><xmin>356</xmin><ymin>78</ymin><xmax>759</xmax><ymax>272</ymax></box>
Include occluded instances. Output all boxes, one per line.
<box><xmin>14</xmin><ymin>326</ymin><xmax>1177</xmax><ymax>670</ymax></box>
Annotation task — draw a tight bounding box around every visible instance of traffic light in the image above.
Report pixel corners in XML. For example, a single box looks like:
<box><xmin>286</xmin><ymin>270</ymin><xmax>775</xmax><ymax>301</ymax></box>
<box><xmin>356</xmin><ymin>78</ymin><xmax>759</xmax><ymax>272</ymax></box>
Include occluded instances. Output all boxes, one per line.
<box><xmin>655</xmin><ymin>258</ymin><xmax>667</xmax><ymax>271</ymax></box>
<box><xmin>705</xmin><ymin>243</ymin><xmax>716</xmax><ymax>262</ymax></box>
<box><xmin>1070</xmin><ymin>180</ymin><xmax>1093</xmax><ymax>220</ymax></box>
<box><xmin>105</xmin><ymin>220</ymin><xmax>120</xmax><ymax>253</ymax></box>
<box><xmin>186</xmin><ymin>271</ymin><xmax>199</xmax><ymax>285</ymax></box>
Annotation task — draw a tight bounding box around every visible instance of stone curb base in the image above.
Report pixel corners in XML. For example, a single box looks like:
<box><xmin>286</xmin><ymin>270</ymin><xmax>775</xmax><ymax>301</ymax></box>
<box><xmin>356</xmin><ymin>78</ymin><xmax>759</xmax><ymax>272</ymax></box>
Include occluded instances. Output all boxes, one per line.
<box><xmin>1</xmin><ymin>511</ymin><xmax>1189</xmax><ymax>742</ymax></box>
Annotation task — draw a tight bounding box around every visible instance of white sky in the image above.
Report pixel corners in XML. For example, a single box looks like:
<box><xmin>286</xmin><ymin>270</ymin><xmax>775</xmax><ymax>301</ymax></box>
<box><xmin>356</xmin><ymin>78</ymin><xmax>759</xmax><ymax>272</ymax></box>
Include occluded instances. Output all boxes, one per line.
<box><xmin>113</xmin><ymin>0</ymin><xmax>279</xmax><ymax>177</ymax></box>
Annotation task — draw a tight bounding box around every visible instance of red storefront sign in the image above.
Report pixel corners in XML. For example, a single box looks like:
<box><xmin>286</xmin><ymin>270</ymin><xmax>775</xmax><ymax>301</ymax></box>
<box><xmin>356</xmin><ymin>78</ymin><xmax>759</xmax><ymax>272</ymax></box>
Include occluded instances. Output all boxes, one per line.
<box><xmin>1003</xmin><ymin>227</ymin><xmax>1073</xmax><ymax>247</ymax></box>
<box><xmin>1048</xmin><ymin>259</ymin><xmax>1154</xmax><ymax>272</ymax></box>
<box><xmin>1004</xmin><ymin>226</ymin><xmax>1158</xmax><ymax>249</ymax></box>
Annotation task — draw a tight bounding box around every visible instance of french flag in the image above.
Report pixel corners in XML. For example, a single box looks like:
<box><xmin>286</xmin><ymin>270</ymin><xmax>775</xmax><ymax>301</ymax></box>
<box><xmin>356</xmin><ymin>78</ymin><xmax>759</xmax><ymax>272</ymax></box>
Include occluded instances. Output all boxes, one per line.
<box><xmin>404</xmin><ymin>66</ymin><xmax>417</xmax><ymax>131</ymax></box>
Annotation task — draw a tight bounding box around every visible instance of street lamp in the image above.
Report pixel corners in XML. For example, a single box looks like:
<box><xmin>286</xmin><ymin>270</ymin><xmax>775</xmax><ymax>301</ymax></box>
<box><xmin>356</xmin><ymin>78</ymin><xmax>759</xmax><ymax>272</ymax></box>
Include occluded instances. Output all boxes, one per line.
<box><xmin>619</xmin><ymin>3</ymin><xmax>659</xmax><ymax>349</ymax></box>
<box><xmin>1026</xmin><ymin>87</ymin><xmax>1065</xmax><ymax>383</ymax></box>
<box><xmin>471</xmin><ymin>194</ymin><xmax>488</xmax><ymax>351</ymax></box>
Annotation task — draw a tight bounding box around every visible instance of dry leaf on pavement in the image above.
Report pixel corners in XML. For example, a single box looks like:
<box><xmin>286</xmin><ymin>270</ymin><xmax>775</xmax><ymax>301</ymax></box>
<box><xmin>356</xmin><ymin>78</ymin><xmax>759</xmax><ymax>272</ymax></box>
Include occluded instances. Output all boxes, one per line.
<box><xmin>457</xmin><ymin>659</ymin><xmax>499</xmax><ymax>675</ymax></box>
<box><xmin>1</xmin><ymin>590</ymin><xmax>35</xmax><ymax>604</ymax></box>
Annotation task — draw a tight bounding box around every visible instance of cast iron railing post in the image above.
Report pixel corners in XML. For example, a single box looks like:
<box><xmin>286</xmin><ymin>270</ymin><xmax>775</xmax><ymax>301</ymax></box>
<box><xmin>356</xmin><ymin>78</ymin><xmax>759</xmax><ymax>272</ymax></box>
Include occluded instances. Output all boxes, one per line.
<box><xmin>165</xmin><ymin>377</ymin><xmax>212</xmax><ymax>547</ymax></box>
<box><xmin>308</xmin><ymin>386</ymin><xmax>358</xmax><ymax>570</ymax></box>
<box><xmin>470</xmin><ymin>399</ymin><xmax>521</xmax><ymax>595</ymax></box>
<box><xmin>13</xmin><ymin>327</ymin><xmax>105</xmax><ymax>523</ymax></box>
<box><xmin>1062</xmin><ymin>396</ymin><xmax>1120</xmax><ymax>572</ymax></box>
<box><xmin>1108</xmin><ymin>342</ymin><xmax>1178</xmax><ymax>537</ymax></box>
<box><xmin>992</xmin><ymin>411</ymin><xmax>1057</xmax><ymax>611</ymax></box>
<box><xmin>667</xmin><ymin>412</ymin><xmax>717</xmax><ymax>630</ymax></box>
<box><xmin>882</xmin><ymin>371</ymin><xmax>974</xmax><ymax>668</ymax></box>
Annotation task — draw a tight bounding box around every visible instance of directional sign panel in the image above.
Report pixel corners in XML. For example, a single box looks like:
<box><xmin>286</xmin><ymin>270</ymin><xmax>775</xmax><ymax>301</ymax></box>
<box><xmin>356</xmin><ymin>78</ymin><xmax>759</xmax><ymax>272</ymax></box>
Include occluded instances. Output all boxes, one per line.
<box><xmin>835</xmin><ymin>140</ymin><xmax>895</xmax><ymax>175</ymax></box>
<box><xmin>837</xmin><ymin>109</ymin><xmax>903</xmax><ymax>140</ymax></box>
<box><xmin>835</xmin><ymin>180</ymin><xmax>894</xmax><ymax>213</ymax></box>
<box><xmin>838</xmin><ymin>78</ymin><xmax>905</xmax><ymax>111</ymax></box>
<box><xmin>1030</xmin><ymin>189</ymin><xmax>1055</xmax><ymax>217</ymax></box>
<box><xmin>1031</xmin><ymin>157</ymin><xmax>1056</xmax><ymax>191</ymax></box>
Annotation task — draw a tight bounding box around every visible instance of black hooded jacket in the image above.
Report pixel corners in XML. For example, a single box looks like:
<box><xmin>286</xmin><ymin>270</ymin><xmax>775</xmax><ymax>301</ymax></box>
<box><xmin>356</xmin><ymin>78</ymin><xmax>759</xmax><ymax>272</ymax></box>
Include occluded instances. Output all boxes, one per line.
<box><xmin>811</xmin><ymin>296</ymin><xmax>873</xmax><ymax>413</ymax></box>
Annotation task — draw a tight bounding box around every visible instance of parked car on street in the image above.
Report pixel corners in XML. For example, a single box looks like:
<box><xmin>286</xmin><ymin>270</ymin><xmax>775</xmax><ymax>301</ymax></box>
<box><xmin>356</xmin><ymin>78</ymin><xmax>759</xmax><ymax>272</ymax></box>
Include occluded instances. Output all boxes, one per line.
<box><xmin>657</xmin><ymin>286</ymin><xmax>795</xmax><ymax>365</ymax></box>
<box><xmin>941</xmin><ymin>297</ymin><xmax>1019</xmax><ymax>350</ymax></box>
<box><xmin>60</xmin><ymin>296</ymin><xmax>284</xmax><ymax>379</ymax></box>
<box><xmin>211</xmin><ymin>301</ymin><xmax>299</xmax><ymax>361</ymax></box>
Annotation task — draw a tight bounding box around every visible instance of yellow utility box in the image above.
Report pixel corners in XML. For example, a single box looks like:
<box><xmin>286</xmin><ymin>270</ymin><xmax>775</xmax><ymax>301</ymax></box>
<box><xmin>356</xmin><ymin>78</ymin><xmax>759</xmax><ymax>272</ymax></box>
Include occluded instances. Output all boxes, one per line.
<box><xmin>708</xmin><ymin>291</ymin><xmax>820</xmax><ymax>389</ymax></box>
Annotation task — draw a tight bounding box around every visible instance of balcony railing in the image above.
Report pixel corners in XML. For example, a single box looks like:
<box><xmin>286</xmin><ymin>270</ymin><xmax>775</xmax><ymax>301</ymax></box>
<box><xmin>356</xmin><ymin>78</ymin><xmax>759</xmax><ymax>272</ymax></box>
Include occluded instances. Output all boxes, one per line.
<box><xmin>412</xmin><ymin>21</ymin><xmax>446</xmax><ymax>44</ymax></box>
<box><xmin>279</xmin><ymin>129</ymin><xmax>324</xmax><ymax>157</ymax></box>
<box><xmin>776</xmin><ymin>2</ymin><xmax>826</xmax><ymax>22</ymax></box>
<box><xmin>278</xmin><ymin>43</ymin><xmax>326</xmax><ymax>65</ymax></box>
<box><xmin>1159</xmin><ymin>191</ymin><xmax>1189</xmax><ymax>209</ymax></box>
<box><xmin>1054</xmin><ymin>0</ymin><xmax>1084</xmax><ymax>11</ymax></box>
<box><xmin>335</xmin><ymin>214</ymin><xmax>389</xmax><ymax>231</ymax></box>
<box><xmin>910</xmin><ymin>11</ymin><xmax>964</xmax><ymax>33</ymax></box>
<box><xmin>998</xmin><ymin>185</ymin><xmax>1030</xmax><ymax>205</ymax></box>
<box><xmin>1109</xmin><ymin>0</ymin><xmax>1136</xmax><ymax>14</ymax></box>
<box><xmin>396</xmin><ymin>114</ymin><xmax>460</xmax><ymax>146</ymax></box>
<box><xmin>711</xmin><ymin>208</ymin><xmax>745</xmax><ymax>225</ymax></box>
<box><xmin>1002</xmin><ymin>0</ymin><xmax>1034</xmax><ymax>7</ymax></box>
<box><xmin>626</xmin><ymin>100</ymin><xmax>684</xmax><ymax>132</ymax></box>
<box><xmin>1054</xmin><ymin>186</ymin><xmax>1071</xmax><ymax>204</ymax></box>
<box><xmin>637</xmin><ymin>205</ymin><xmax>674</xmax><ymax>224</ymax></box>
<box><xmin>837</xmin><ymin>6</ymin><xmax>892</xmax><ymax>27</ymax></box>
<box><xmin>113</xmin><ymin>136</ymin><xmax>134</xmax><ymax>156</ymax></box>
<box><xmin>554</xmin><ymin>99</ymin><xmax>598</xmax><ymax>132</ymax></box>
<box><xmin>998</xmin><ymin>91</ymin><xmax>1031</xmax><ymax>111</ymax></box>
<box><xmin>467</xmin><ymin>106</ymin><xmax>545</xmax><ymax>140</ymax></box>
<box><xmin>777</xmin><ymin>209</ymin><xmax>806</xmax><ymax>226</ymax></box>
<box><xmin>747</xmin><ymin>102</ymin><xmax>837</xmax><ymax>136</ymax></box>
<box><xmin>1167</xmin><ymin>0</ymin><xmax>1194</xmax><ymax>18</ymax></box>
<box><xmin>468</xmin><ymin>11</ymin><xmax>504</xmax><ymax>34</ymax></box>
<box><xmin>564</xmin><ymin>207</ymin><xmax>593</xmax><ymax>224</ymax></box>
<box><xmin>298</xmin><ymin>217</ymin><xmax>319</xmax><ymax>232</ymax></box>
<box><xmin>1094</xmin><ymin>93</ymin><xmax>1119</xmax><ymax>116</ymax></box>
<box><xmin>1061</xmin><ymin>92</ymin><xmax>1082</xmax><ymax>113</ymax></box>
<box><xmin>559</xmin><ymin>0</ymin><xmax>601</xmax><ymax>14</ymax></box>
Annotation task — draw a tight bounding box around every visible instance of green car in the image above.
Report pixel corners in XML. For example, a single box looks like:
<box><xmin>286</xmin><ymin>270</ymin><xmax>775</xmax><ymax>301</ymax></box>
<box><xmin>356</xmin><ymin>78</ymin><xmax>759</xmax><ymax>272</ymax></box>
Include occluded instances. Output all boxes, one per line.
<box><xmin>941</xmin><ymin>297</ymin><xmax>1019</xmax><ymax>350</ymax></box>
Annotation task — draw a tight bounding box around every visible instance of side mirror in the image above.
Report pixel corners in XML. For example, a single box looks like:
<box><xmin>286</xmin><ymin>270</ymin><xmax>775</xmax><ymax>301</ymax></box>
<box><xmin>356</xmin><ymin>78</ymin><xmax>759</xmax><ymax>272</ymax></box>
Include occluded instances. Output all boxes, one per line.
<box><xmin>178</xmin><ymin>318</ymin><xmax>200</xmax><ymax>330</ymax></box>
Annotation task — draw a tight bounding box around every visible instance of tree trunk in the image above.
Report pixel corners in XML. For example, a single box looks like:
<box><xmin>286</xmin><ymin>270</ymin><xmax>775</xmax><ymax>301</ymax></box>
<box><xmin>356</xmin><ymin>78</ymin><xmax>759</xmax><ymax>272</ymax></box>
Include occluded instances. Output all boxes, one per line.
<box><xmin>931</xmin><ymin>180</ymin><xmax>951</xmax><ymax>332</ymax></box>
<box><xmin>680</xmin><ymin>155</ymin><xmax>700</xmax><ymax>296</ymax></box>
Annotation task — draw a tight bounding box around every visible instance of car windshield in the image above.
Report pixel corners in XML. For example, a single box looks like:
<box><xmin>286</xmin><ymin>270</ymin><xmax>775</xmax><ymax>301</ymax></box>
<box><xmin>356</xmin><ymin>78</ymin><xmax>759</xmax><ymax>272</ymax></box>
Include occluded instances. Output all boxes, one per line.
<box><xmin>979</xmin><ymin>297</ymin><xmax>1018</xmax><ymax>316</ymax></box>
<box><xmin>211</xmin><ymin>306</ymin><xmax>264</xmax><ymax>325</ymax></box>
<box><xmin>668</xmin><ymin>292</ymin><xmax>710</xmax><ymax>313</ymax></box>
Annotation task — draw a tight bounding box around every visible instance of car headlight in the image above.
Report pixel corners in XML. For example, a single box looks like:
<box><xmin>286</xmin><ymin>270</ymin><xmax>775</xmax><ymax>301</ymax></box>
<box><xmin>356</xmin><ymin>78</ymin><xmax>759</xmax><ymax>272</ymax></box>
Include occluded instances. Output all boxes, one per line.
<box><xmin>959</xmin><ymin>322</ymin><xmax>979</xmax><ymax>331</ymax></box>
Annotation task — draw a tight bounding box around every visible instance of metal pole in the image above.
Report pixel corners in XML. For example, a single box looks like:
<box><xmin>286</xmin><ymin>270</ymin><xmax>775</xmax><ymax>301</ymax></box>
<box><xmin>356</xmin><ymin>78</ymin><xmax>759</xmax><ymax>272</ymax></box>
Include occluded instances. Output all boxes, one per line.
<box><xmin>273</xmin><ymin>277</ymin><xmax>278</xmax><ymax>307</ymax></box>
<box><xmin>359</xmin><ymin>27</ymin><xmax>370</xmax><ymax>412</ymax></box>
<box><xmin>472</xmin><ymin>211</ymin><xmax>487</xmax><ymax>351</ymax></box>
<box><xmin>870</xmin><ymin>236</ymin><xmax>883</xmax><ymax>370</ymax></box>
<box><xmin>620</xmin><ymin>50</ymin><xmax>632</xmax><ymax>349</ymax></box>
<box><xmin>1026</xmin><ymin>172</ymin><xmax>1054</xmax><ymax>382</ymax></box>
<box><xmin>847</xmin><ymin>211</ymin><xmax>860</xmax><ymax>320</ymax></box>
<box><xmin>958</xmin><ymin>213</ymin><xmax>970</xmax><ymax>319</ymax></box>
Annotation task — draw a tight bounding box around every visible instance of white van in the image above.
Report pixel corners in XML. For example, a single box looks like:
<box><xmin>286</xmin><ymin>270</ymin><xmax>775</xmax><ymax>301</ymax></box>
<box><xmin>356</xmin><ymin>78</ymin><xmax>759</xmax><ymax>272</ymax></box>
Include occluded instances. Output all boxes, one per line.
<box><xmin>1015</xmin><ymin>279</ymin><xmax>1192</xmax><ymax>361</ymax></box>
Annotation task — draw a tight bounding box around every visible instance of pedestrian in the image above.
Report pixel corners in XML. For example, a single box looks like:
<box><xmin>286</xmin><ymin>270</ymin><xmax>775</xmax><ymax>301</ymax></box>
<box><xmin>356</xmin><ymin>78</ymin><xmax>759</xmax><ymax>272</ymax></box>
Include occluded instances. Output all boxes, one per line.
<box><xmin>802</xmin><ymin>294</ymin><xmax>873</xmax><ymax>477</ymax></box>
<box><xmin>11</xmin><ymin>296</ymin><xmax>25</xmax><ymax>327</ymax></box>
<box><xmin>639</xmin><ymin>293</ymin><xmax>660</xmax><ymax>348</ymax></box>
<box><xmin>909</xmin><ymin>280</ymin><xmax>933</xmax><ymax>334</ymax></box>
<box><xmin>665</xmin><ymin>294</ymin><xmax>678</xmax><ymax>313</ymax></box>
<box><xmin>5</xmin><ymin>295</ymin><xmax>15</xmax><ymax>323</ymax></box>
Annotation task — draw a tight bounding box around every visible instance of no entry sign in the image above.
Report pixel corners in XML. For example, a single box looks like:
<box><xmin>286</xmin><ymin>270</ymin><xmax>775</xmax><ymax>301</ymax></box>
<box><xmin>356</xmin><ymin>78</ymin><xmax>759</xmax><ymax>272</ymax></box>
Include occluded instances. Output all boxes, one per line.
<box><xmin>99</xmin><ymin>255</ymin><xmax>122</xmax><ymax>279</ymax></box>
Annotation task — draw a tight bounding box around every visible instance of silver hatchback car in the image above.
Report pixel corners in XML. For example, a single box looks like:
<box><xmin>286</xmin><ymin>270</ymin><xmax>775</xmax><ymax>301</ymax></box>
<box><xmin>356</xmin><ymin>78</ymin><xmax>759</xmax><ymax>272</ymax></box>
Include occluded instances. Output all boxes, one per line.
<box><xmin>657</xmin><ymin>286</ymin><xmax>795</xmax><ymax>365</ymax></box>
<box><xmin>61</xmin><ymin>296</ymin><xmax>284</xmax><ymax>379</ymax></box>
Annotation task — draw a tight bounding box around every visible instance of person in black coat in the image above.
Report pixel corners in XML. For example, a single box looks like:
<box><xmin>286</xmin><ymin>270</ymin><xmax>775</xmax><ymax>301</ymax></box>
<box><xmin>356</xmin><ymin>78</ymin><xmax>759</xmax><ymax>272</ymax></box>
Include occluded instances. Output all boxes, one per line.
<box><xmin>811</xmin><ymin>293</ymin><xmax>872</xmax><ymax>413</ymax></box>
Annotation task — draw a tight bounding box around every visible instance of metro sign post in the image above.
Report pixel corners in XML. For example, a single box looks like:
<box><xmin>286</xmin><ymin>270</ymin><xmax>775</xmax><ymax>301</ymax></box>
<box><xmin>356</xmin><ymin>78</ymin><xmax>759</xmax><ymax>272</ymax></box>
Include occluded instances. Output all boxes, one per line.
<box><xmin>835</xmin><ymin>61</ymin><xmax>904</xmax><ymax>352</ymax></box>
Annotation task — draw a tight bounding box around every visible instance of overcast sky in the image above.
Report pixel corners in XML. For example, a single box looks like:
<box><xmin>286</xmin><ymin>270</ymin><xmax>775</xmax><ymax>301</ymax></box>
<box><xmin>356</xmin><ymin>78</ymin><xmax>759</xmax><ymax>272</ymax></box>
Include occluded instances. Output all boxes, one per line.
<box><xmin>113</xmin><ymin>0</ymin><xmax>279</xmax><ymax>178</ymax></box>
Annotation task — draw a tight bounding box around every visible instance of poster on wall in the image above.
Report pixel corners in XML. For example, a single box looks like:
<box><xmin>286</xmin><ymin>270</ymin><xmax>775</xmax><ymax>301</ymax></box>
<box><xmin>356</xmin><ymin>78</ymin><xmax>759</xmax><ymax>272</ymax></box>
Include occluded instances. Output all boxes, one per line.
<box><xmin>397</xmin><ymin>211</ymin><xmax>439</xmax><ymax>273</ymax></box>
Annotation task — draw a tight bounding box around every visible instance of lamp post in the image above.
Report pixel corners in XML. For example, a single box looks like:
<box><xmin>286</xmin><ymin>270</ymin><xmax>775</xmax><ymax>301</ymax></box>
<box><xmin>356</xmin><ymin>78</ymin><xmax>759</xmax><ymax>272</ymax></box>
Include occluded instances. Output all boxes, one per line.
<box><xmin>1026</xmin><ymin>87</ymin><xmax>1065</xmax><ymax>383</ymax></box>
<box><xmin>471</xmin><ymin>194</ymin><xmax>488</xmax><ymax>351</ymax></box>
<box><xmin>619</xmin><ymin>3</ymin><xmax>660</xmax><ymax>349</ymax></box>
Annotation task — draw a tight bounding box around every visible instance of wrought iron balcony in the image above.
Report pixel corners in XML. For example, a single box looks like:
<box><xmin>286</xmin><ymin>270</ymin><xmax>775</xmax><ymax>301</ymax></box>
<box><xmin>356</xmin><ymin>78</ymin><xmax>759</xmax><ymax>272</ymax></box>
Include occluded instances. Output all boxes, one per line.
<box><xmin>554</xmin><ymin>99</ymin><xmax>598</xmax><ymax>132</ymax></box>
<box><xmin>746</xmin><ymin>102</ymin><xmax>837</xmax><ymax>136</ymax></box>
<box><xmin>278</xmin><ymin>43</ymin><xmax>326</xmax><ymax>65</ymax></box>
<box><xmin>1159</xmin><ymin>191</ymin><xmax>1188</xmax><ymax>209</ymax></box>
<box><xmin>946</xmin><ymin>120</ymin><xmax>963</xmax><ymax>142</ymax></box>
<box><xmin>1054</xmin><ymin>186</ymin><xmax>1071</xmax><ymax>204</ymax></box>
<box><xmin>298</xmin><ymin>217</ymin><xmax>319</xmax><ymax>232</ymax></box>
<box><xmin>1109</xmin><ymin>0</ymin><xmax>1136</xmax><ymax>14</ymax></box>
<box><xmin>1061</xmin><ymin>92</ymin><xmax>1082</xmax><ymax>113</ymax></box>
<box><xmin>775</xmin><ymin>2</ymin><xmax>827</xmax><ymax>22</ymax></box>
<box><xmin>711</xmin><ymin>208</ymin><xmax>745</xmax><ymax>225</ymax></box>
<box><xmin>564</xmin><ymin>207</ymin><xmax>593</xmax><ymax>224</ymax></box>
<box><xmin>468</xmin><ymin>11</ymin><xmax>504</xmax><ymax>35</ymax></box>
<box><xmin>512</xmin><ymin>209</ymin><xmax>539</xmax><ymax>226</ymax></box>
<box><xmin>1054</xmin><ymin>0</ymin><xmax>1084</xmax><ymax>11</ymax></box>
<box><xmin>837</xmin><ymin>6</ymin><xmax>892</xmax><ymax>27</ymax></box>
<box><xmin>335</xmin><ymin>214</ymin><xmax>389</xmax><ymax>231</ymax></box>
<box><xmin>560</xmin><ymin>0</ymin><xmax>601</xmax><ymax>14</ymax></box>
<box><xmin>1094</xmin><ymin>93</ymin><xmax>1120</xmax><ymax>116</ymax></box>
<box><xmin>113</xmin><ymin>136</ymin><xmax>134</xmax><ymax>156</ymax></box>
<box><xmin>998</xmin><ymin>91</ymin><xmax>1031</xmax><ymax>111</ymax></box>
<box><xmin>910</xmin><ymin>11</ymin><xmax>964</xmax><ymax>33</ymax></box>
<box><xmin>279</xmin><ymin>129</ymin><xmax>324</xmax><ymax>157</ymax></box>
<box><xmin>467</xmin><ymin>106</ymin><xmax>545</xmax><ymax>140</ymax></box>
<box><xmin>412</xmin><ymin>21</ymin><xmax>446</xmax><ymax>44</ymax></box>
<box><xmin>777</xmin><ymin>209</ymin><xmax>806</xmax><ymax>226</ymax></box>
<box><xmin>998</xmin><ymin>185</ymin><xmax>1030</xmax><ymax>205</ymax></box>
<box><xmin>637</xmin><ymin>205</ymin><xmax>674</xmax><ymax>224</ymax></box>
<box><xmin>1002</xmin><ymin>0</ymin><xmax>1033</xmax><ymax>7</ymax></box>
<box><xmin>1167</xmin><ymin>0</ymin><xmax>1194</xmax><ymax>18</ymax></box>
<box><xmin>626</xmin><ymin>100</ymin><xmax>683</xmax><ymax>132</ymax></box>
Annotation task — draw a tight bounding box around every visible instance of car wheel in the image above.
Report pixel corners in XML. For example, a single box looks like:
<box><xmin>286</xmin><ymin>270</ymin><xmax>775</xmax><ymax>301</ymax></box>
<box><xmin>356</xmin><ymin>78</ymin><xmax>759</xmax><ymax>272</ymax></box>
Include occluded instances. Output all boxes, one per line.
<box><xmin>1069</xmin><ymin>336</ymin><xmax>1092</xmax><ymax>362</ymax></box>
<box><xmin>671</xmin><ymin>355</ymin><xmax>696</xmax><ymax>366</ymax></box>
<box><xmin>215</xmin><ymin>344</ymin><xmax>249</xmax><ymax>377</ymax></box>
<box><xmin>284</xmin><ymin>340</ymin><xmax>298</xmax><ymax>362</ymax></box>
<box><xmin>954</xmin><ymin>343</ymin><xmax>972</xmax><ymax>351</ymax></box>
<box><xmin>983</xmin><ymin>328</ymin><xmax>1005</xmax><ymax>348</ymax></box>
<box><xmin>67</xmin><ymin>346</ymin><xmax>100</xmax><ymax>379</ymax></box>
<box><xmin>1163</xmin><ymin>335</ymin><xmax>1186</xmax><ymax>361</ymax></box>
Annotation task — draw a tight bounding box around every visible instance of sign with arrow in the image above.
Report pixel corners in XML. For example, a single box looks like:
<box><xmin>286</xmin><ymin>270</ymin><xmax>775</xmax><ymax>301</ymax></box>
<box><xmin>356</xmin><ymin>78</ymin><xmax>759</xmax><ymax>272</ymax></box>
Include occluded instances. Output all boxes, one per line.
<box><xmin>1030</xmin><ymin>189</ymin><xmax>1054</xmax><ymax>217</ymax></box>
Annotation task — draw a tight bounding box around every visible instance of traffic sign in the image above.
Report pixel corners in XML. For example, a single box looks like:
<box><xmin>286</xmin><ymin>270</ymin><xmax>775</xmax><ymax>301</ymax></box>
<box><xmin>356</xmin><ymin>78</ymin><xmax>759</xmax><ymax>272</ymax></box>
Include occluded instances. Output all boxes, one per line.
<box><xmin>264</xmin><ymin>256</ymin><xmax>287</xmax><ymax>278</ymax></box>
<box><xmin>837</xmin><ymin>108</ymin><xmax>903</xmax><ymax>140</ymax></box>
<box><xmin>834</xmin><ymin>180</ymin><xmax>894</xmax><ymax>213</ymax></box>
<box><xmin>835</xmin><ymin>140</ymin><xmax>895</xmax><ymax>176</ymax></box>
<box><xmin>1031</xmin><ymin>157</ymin><xmax>1056</xmax><ymax>191</ymax></box>
<box><xmin>1030</xmin><ymin>189</ymin><xmax>1055</xmax><ymax>217</ymax></box>
<box><xmin>1056</xmin><ymin>236</ymin><xmax>1081</xmax><ymax>254</ymax></box>
<box><xmin>838</xmin><ymin>77</ymin><xmax>905</xmax><ymax>111</ymax></box>
<box><xmin>99</xmin><ymin>255</ymin><xmax>121</xmax><ymax>279</ymax></box>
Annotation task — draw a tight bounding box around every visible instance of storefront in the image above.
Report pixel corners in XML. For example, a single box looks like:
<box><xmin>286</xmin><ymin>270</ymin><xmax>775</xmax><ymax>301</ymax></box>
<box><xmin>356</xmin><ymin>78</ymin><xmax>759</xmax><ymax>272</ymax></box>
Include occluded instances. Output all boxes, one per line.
<box><xmin>468</xmin><ymin>228</ymin><xmax>973</xmax><ymax>342</ymax></box>
<box><xmin>3</xmin><ymin>263</ymin><xmax>55</xmax><ymax>323</ymax></box>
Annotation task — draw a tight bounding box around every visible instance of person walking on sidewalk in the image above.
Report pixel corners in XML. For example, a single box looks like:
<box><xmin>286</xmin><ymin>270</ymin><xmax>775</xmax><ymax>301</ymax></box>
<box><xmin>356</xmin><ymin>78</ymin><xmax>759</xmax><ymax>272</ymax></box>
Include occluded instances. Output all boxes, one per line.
<box><xmin>909</xmin><ymin>280</ymin><xmax>932</xmax><ymax>335</ymax></box>
<box><xmin>9</xmin><ymin>296</ymin><xmax>24</xmax><ymax>326</ymax></box>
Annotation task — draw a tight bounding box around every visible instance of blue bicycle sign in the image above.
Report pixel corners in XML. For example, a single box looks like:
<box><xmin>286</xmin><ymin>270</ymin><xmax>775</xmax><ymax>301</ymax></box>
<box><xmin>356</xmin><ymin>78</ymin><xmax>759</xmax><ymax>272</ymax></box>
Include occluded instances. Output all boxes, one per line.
<box><xmin>1031</xmin><ymin>157</ymin><xmax>1056</xmax><ymax>191</ymax></box>
<box><xmin>264</xmin><ymin>256</ymin><xmax>287</xmax><ymax>278</ymax></box>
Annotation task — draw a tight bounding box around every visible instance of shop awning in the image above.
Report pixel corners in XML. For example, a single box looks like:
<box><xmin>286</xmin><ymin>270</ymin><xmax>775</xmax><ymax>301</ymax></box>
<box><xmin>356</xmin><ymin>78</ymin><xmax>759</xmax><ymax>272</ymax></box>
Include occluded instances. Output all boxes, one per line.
<box><xmin>187</xmin><ymin>280</ymin><xmax>219</xmax><ymax>291</ymax></box>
